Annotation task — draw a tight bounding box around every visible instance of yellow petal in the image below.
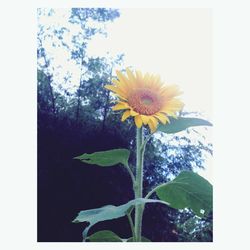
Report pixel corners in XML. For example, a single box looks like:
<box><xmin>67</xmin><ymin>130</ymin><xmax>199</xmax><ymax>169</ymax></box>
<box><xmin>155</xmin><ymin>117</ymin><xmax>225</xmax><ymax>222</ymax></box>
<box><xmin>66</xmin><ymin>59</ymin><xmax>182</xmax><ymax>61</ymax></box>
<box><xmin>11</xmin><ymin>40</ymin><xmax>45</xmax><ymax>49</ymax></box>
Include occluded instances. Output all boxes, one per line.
<box><xmin>104</xmin><ymin>84</ymin><xmax>123</xmax><ymax>94</ymax></box>
<box><xmin>112</xmin><ymin>102</ymin><xmax>129</xmax><ymax>111</ymax></box>
<box><xmin>151</xmin><ymin>74</ymin><xmax>161</xmax><ymax>86</ymax></box>
<box><xmin>130</xmin><ymin>110</ymin><xmax>139</xmax><ymax>116</ymax></box>
<box><xmin>148</xmin><ymin>117</ymin><xmax>158</xmax><ymax>133</ymax></box>
<box><xmin>105</xmin><ymin>84</ymin><xmax>124</xmax><ymax>94</ymax></box>
<box><xmin>126</xmin><ymin>68</ymin><xmax>136</xmax><ymax>84</ymax></box>
<box><xmin>154</xmin><ymin>113</ymin><xmax>168</xmax><ymax>124</ymax></box>
<box><xmin>135</xmin><ymin>70</ymin><xmax>144</xmax><ymax>87</ymax></box>
<box><xmin>112</xmin><ymin>79</ymin><xmax>120</xmax><ymax>85</ymax></box>
<box><xmin>121</xmin><ymin>110</ymin><xmax>131</xmax><ymax>121</ymax></box>
<box><xmin>147</xmin><ymin>74</ymin><xmax>160</xmax><ymax>89</ymax></box>
<box><xmin>159</xmin><ymin>113</ymin><xmax>170</xmax><ymax>123</ymax></box>
<box><xmin>161</xmin><ymin>85</ymin><xmax>183</xmax><ymax>98</ymax></box>
<box><xmin>136</xmin><ymin>70</ymin><xmax>143</xmax><ymax>79</ymax></box>
<box><xmin>104</xmin><ymin>84</ymin><xmax>116</xmax><ymax>91</ymax></box>
<box><xmin>143</xmin><ymin>73</ymin><xmax>151</xmax><ymax>85</ymax></box>
<box><xmin>105</xmin><ymin>85</ymin><xmax>128</xmax><ymax>100</ymax></box>
<box><xmin>161</xmin><ymin>109</ymin><xmax>178</xmax><ymax>118</ymax></box>
<box><xmin>116</xmin><ymin>70</ymin><xmax>130</xmax><ymax>85</ymax></box>
<box><xmin>134</xmin><ymin>115</ymin><xmax>143</xmax><ymax>128</ymax></box>
<box><xmin>141</xmin><ymin>115</ymin><xmax>150</xmax><ymax>125</ymax></box>
<box><xmin>148</xmin><ymin>120</ymin><xmax>157</xmax><ymax>133</ymax></box>
<box><xmin>112</xmin><ymin>79</ymin><xmax>129</xmax><ymax>93</ymax></box>
<box><xmin>165</xmin><ymin>99</ymin><xmax>184</xmax><ymax>109</ymax></box>
<box><xmin>161</xmin><ymin>99</ymin><xmax>184</xmax><ymax>116</ymax></box>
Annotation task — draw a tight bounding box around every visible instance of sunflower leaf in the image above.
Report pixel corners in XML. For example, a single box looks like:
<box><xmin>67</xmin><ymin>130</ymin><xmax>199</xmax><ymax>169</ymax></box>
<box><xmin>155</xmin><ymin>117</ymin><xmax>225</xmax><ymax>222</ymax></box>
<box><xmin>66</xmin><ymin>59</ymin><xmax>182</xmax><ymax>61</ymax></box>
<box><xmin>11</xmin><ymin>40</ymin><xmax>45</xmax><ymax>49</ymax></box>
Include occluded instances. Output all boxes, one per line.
<box><xmin>72</xmin><ymin>198</ymin><xmax>169</xmax><ymax>239</ymax></box>
<box><xmin>87</xmin><ymin>230</ymin><xmax>151</xmax><ymax>242</ymax></box>
<box><xmin>155</xmin><ymin>171</ymin><xmax>213</xmax><ymax>217</ymax></box>
<box><xmin>74</xmin><ymin>149</ymin><xmax>130</xmax><ymax>167</ymax></box>
<box><xmin>158</xmin><ymin>117</ymin><xmax>212</xmax><ymax>134</ymax></box>
<box><xmin>87</xmin><ymin>230</ymin><xmax>123</xmax><ymax>242</ymax></box>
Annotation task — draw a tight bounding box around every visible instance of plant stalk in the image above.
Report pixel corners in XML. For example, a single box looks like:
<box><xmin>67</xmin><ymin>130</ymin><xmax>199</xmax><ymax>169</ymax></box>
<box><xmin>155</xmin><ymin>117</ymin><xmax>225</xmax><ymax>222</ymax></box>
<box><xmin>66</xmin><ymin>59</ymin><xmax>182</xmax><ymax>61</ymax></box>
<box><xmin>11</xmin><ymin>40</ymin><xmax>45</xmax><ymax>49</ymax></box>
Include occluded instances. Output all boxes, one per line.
<box><xmin>134</xmin><ymin>127</ymin><xmax>144</xmax><ymax>242</ymax></box>
<box><xmin>127</xmin><ymin>211</ymin><xmax>136</xmax><ymax>241</ymax></box>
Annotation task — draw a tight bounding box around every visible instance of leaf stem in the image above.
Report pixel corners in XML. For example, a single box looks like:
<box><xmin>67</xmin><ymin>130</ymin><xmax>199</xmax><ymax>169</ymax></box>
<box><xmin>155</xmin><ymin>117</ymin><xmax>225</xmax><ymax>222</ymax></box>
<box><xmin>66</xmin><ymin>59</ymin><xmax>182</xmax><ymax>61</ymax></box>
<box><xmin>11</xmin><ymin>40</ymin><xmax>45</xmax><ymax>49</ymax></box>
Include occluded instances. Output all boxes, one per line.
<box><xmin>145</xmin><ymin>184</ymin><xmax>163</xmax><ymax>199</ymax></box>
<box><xmin>124</xmin><ymin>164</ymin><xmax>136</xmax><ymax>185</ymax></box>
<box><xmin>127</xmin><ymin>210</ymin><xmax>136</xmax><ymax>241</ymax></box>
<box><xmin>140</xmin><ymin>133</ymin><xmax>152</xmax><ymax>151</ymax></box>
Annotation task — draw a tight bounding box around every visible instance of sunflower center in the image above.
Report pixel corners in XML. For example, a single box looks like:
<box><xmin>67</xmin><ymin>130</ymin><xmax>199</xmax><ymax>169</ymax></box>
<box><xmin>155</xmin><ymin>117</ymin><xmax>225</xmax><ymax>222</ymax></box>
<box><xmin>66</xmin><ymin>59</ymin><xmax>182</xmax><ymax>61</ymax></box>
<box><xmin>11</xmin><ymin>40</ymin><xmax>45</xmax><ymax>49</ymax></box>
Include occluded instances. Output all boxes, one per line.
<box><xmin>141</xmin><ymin>95</ymin><xmax>153</xmax><ymax>105</ymax></box>
<box><xmin>128</xmin><ymin>88</ymin><xmax>162</xmax><ymax>115</ymax></box>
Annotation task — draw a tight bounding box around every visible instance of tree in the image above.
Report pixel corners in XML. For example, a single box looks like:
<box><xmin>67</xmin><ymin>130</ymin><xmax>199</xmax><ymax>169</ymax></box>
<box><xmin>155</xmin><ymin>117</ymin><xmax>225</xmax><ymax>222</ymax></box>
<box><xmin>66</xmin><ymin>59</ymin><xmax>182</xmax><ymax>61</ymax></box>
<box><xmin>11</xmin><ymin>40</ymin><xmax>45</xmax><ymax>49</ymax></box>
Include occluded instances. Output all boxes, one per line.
<box><xmin>37</xmin><ymin>8</ymin><xmax>120</xmax><ymax>119</ymax></box>
<box><xmin>68</xmin><ymin>8</ymin><xmax>120</xmax><ymax>122</ymax></box>
<box><xmin>37</xmin><ymin>11</ymin><xmax>56</xmax><ymax>114</ymax></box>
<box><xmin>174</xmin><ymin>209</ymin><xmax>213</xmax><ymax>242</ymax></box>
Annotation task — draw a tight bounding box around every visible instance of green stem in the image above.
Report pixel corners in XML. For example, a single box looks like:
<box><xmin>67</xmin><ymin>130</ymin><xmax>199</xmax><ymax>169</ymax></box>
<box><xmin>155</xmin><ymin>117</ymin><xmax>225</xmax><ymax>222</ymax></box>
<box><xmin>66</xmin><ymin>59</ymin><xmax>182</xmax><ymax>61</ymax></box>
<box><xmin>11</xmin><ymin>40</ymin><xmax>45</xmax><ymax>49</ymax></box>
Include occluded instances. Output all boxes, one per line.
<box><xmin>127</xmin><ymin>210</ymin><xmax>136</xmax><ymax>241</ymax></box>
<box><xmin>140</xmin><ymin>134</ymin><xmax>152</xmax><ymax>151</ymax></box>
<box><xmin>124</xmin><ymin>163</ymin><xmax>136</xmax><ymax>185</ymax></box>
<box><xmin>144</xmin><ymin>188</ymin><xmax>157</xmax><ymax>199</ymax></box>
<box><xmin>145</xmin><ymin>183</ymin><xmax>169</xmax><ymax>199</ymax></box>
<box><xmin>134</xmin><ymin>127</ymin><xmax>144</xmax><ymax>242</ymax></box>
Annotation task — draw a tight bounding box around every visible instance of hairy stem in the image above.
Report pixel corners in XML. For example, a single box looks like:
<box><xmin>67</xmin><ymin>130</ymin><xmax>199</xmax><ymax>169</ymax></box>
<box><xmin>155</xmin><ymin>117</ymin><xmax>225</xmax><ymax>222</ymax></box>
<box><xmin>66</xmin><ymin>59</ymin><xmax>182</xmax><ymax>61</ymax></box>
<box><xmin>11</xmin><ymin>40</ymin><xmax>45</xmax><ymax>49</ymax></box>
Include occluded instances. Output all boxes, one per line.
<box><xmin>124</xmin><ymin>164</ymin><xmax>136</xmax><ymax>185</ymax></box>
<box><xmin>127</xmin><ymin>210</ymin><xmax>136</xmax><ymax>241</ymax></box>
<box><xmin>145</xmin><ymin>182</ymin><xmax>169</xmax><ymax>199</ymax></box>
<box><xmin>134</xmin><ymin>127</ymin><xmax>144</xmax><ymax>241</ymax></box>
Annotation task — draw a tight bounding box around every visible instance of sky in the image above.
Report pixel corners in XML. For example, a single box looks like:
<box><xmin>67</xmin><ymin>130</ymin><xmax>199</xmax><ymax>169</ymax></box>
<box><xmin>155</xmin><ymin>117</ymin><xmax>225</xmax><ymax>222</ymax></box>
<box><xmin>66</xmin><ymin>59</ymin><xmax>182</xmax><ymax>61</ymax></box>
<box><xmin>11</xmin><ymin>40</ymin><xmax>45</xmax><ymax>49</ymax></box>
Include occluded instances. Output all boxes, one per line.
<box><xmin>39</xmin><ymin>8</ymin><xmax>212</xmax><ymax>182</ymax></box>
<box><xmin>88</xmin><ymin>8</ymin><xmax>212</xmax><ymax>120</ymax></box>
<box><xmin>88</xmin><ymin>8</ymin><xmax>213</xmax><ymax>182</ymax></box>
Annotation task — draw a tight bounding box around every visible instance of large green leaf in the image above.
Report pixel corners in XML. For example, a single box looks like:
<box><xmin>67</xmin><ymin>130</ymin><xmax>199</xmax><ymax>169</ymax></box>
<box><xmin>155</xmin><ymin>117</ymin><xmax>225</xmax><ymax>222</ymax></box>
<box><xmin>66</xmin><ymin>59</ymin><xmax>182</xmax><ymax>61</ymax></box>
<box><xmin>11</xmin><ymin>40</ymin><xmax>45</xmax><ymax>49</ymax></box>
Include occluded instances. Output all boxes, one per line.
<box><xmin>155</xmin><ymin>171</ymin><xmax>212</xmax><ymax>217</ymax></box>
<box><xmin>158</xmin><ymin>117</ymin><xmax>212</xmax><ymax>134</ymax></box>
<box><xmin>87</xmin><ymin>230</ymin><xmax>151</xmax><ymax>242</ymax></box>
<box><xmin>87</xmin><ymin>230</ymin><xmax>123</xmax><ymax>242</ymax></box>
<box><xmin>74</xmin><ymin>149</ymin><xmax>130</xmax><ymax>167</ymax></box>
<box><xmin>73</xmin><ymin>198</ymin><xmax>169</xmax><ymax>239</ymax></box>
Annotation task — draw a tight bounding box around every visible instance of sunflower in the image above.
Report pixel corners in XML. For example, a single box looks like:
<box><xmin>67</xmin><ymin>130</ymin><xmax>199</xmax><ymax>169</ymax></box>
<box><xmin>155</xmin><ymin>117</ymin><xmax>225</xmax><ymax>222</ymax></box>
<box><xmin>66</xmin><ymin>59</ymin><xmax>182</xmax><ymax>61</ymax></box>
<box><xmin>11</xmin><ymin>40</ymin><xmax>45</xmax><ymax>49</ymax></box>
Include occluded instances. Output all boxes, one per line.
<box><xmin>105</xmin><ymin>68</ymin><xmax>184</xmax><ymax>133</ymax></box>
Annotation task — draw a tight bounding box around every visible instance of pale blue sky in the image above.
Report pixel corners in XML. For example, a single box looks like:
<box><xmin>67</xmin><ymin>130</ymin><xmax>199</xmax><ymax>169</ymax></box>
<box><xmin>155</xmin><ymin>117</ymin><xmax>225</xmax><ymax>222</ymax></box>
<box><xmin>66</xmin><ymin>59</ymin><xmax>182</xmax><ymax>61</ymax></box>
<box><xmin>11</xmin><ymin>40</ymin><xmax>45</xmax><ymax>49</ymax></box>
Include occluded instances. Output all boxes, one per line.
<box><xmin>88</xmin><ymin>8</ymin><xmax>212</xmax><ymax>121</ymax></box>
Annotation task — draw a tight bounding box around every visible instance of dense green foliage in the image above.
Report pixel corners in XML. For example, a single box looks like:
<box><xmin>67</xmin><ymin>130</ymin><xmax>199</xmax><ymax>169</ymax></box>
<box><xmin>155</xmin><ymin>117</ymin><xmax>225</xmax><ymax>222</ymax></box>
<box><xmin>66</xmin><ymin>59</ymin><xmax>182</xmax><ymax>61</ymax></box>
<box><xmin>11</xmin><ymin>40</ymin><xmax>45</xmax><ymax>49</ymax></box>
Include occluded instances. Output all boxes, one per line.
<box><xmin>37</xmin><ymin>8</ymin><xmax>212</xmax><ymax>242</ymax></box>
